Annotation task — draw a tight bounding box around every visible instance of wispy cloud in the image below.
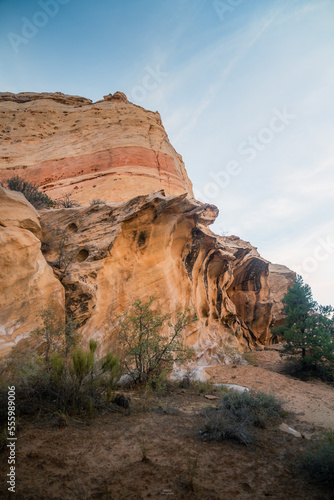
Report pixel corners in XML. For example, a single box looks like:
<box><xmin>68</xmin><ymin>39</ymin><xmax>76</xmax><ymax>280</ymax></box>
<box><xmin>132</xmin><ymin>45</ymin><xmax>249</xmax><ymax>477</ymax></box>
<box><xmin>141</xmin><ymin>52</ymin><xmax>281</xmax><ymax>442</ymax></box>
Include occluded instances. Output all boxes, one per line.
<box><xmin>172</xmin><ymin>12</ymin><xmax>280</xmax><ymax>144</ymax></box>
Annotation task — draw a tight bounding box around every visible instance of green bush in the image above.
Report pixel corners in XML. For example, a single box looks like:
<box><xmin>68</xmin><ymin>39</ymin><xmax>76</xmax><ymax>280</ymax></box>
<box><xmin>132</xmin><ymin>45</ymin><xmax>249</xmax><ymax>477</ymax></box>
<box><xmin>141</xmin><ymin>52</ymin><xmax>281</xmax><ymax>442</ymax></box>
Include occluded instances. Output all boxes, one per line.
<box><xmin>31</xmin><ymin>304</ymin><xmax>80</xmax><ymax>361</ymax></box>
<box><xmin>0</xmin><ymin>306</ymin><xmax>122</xmax><ymax>425</ymax></box>
<box><xmin>114</xmin><ymin>296</ymin><xmax>196</xmax><ymax>384</ymax></box>
<box><xmin>4</xmin><ymin>175</ymin><xmax>55</xmax><ymax>209</ymax></box>
<box><xmin>300</xmin><ymin>433</ymin><xmax>334</xmax><ymax>484</ymax></box>
<box><xmin>200</xmin><ymin>390</ymin><xmax>285</xmax><ymax>446</ymax></box>
<box><xmin>0</xmin><ymin>340</ymin><xmax>121</xmax><ymax>422</ymax></box>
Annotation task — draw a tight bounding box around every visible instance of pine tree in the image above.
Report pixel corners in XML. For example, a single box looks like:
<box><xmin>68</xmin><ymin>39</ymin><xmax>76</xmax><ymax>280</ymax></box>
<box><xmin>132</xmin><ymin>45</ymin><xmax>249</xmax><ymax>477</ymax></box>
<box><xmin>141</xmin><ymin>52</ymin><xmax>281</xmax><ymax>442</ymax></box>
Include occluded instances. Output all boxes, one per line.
<box><xmin>273</xmin><ymin>276</ymin><xmax>334</xmax><ymax>379</ymax></box>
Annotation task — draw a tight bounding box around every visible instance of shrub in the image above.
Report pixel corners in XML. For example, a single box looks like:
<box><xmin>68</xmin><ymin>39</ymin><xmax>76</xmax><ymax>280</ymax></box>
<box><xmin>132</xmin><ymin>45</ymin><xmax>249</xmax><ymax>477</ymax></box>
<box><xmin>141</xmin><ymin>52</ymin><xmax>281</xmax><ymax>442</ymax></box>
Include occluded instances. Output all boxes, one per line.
<box><xmin>4</xmin><ymin>175</ymin><xmax>55</xmax><ymax>209</ymax></box>
<box><xmin>200</xmin><ymin>390</ymin><xmax>285</xmax><ymax>446</ymax></box>
<box><xmin>300</xmin><ymin>433</ymin><xmax>334</xmax><ymax>484</ymax></box>
<box><xmin>90</xmin><ymin>199</ymin><xmax>106</xmax><ymax>205</ymax></box>
<box><xmin>56</xmin><ymin>193</ymin><xmax>79</xmax><ymax>208</ymax></box>
<box><xmin>273</xmin><ymin>276</ymin><xmax>334</xmax><ymax>381</ymax></box>
<box><xmin>114</xmin><ymin>296</ymin><xmax>196</xmax><ymax>384</ymax></box>
<box><xmin>0</xmin><ymin>340</ymin><xmax>121</xmax><ymax>421</ymax></box>
<box><xmin>0</xmin><ymin>302</ymin><xmax>122</xmax><ymax>423</ymax></box>
<box><xmin>31</xmin><ymin>304</ymin><xmax>80</xmax><ymax>361</ymax></box>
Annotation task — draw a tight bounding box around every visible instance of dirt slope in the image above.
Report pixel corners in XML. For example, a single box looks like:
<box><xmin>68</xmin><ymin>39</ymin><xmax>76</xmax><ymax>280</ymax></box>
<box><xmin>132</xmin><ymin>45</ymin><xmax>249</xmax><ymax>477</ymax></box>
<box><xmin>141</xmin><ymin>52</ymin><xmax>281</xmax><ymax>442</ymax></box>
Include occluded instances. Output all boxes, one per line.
<box><xmin>206</xmin><ymin>351</ymin><xmax>334</xmax><ymax>431</ymax></box>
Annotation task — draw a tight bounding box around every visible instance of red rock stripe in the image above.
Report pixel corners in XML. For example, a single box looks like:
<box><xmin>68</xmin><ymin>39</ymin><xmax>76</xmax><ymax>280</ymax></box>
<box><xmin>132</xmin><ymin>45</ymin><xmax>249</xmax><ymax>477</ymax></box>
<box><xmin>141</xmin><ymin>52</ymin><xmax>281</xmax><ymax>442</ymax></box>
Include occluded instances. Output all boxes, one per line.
<box><xmin>0</xmin><ymin>146</ymin><xmax>182</xmax><ymax>187</ymax></box>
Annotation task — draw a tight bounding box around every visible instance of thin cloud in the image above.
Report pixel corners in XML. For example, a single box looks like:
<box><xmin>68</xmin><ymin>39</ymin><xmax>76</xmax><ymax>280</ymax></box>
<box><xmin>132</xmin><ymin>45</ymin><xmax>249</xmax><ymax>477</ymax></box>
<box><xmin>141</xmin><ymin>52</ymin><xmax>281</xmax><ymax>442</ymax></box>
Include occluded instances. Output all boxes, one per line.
<box><xmin>173</xmin><ymin>12</ymin><xmax>280</xmax><ymax>144</ymax></box>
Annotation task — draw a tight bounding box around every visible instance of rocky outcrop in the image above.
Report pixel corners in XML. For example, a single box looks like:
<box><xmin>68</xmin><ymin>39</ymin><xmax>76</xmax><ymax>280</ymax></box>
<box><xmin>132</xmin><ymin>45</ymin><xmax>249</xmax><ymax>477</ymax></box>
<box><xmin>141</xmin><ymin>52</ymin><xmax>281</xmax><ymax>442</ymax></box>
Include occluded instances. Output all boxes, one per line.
<box><xmin>0</xmin><ymin>92</ymin><xmax>193</xmax><ymax>204</ymax></box>
<box><xmin>0</xmin><ymin>186</ymin><xmax>64</xmax><ymax>357</ymax></box>
<box><xmin>0</xmin><ymin>92</ymin><xmax>295</xmax><ymax>361</ymax></box>
<box><xmin>0</xmin><ymin>184</ymin><xmax>41</xmax><ymax>238</ymax></box>
<box><xmin>268</xmin><ymin>263</ymin><xmax>296</xmax><ymax>330</ymax></box>
<box><xmin>38</xmin><ymin>191</ymin><xmax>293</xmax><ymax>364</ymax></box>
<box><xmin>226</xmin><ymin>239</ymin><xmax>295</xmax><ymax>345</ymax></box>
<box><xmin>0</xmin><ymin>92</ymin><xmax>92</xmax><ymax>105</ymax></box>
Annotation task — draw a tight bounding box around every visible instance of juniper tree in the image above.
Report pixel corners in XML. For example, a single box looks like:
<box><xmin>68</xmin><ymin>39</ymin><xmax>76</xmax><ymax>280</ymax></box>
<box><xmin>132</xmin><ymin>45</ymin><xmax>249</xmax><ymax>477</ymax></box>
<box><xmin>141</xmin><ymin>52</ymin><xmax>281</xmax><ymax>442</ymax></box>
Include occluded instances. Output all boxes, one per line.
<box><xmin>273</xmin><ymin>276</ymin><xmax>334</xmax><ymax>378</ymax></box>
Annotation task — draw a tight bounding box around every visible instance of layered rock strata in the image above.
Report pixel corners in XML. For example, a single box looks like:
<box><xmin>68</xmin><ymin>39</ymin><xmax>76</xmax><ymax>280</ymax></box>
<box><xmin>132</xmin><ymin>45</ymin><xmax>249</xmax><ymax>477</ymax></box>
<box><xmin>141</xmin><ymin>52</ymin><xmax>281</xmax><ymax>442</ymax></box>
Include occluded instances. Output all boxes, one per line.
<box><xmin>0</xmin><ymin>92</ymin><xmax>193</xmax><ymax>204</ymax></box>
<box><xmin>0</xmin><ymin>92</ymin><xmax>295</xmax><ymax>361</ymax></box>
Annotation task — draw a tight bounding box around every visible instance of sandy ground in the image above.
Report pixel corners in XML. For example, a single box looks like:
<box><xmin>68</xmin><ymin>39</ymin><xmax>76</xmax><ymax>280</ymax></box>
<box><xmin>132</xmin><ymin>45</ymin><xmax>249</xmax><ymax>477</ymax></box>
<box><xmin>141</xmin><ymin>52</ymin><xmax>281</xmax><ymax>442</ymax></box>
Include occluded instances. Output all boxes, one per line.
<box><xmin>0</xmin><ymin>351</ymin><xmax>333</xmax><ymax>499</ymax></box>
<box><xmin>206</xmin><ymin>351</ymin><xmax>334</xmax><ymax>432</ymax></box>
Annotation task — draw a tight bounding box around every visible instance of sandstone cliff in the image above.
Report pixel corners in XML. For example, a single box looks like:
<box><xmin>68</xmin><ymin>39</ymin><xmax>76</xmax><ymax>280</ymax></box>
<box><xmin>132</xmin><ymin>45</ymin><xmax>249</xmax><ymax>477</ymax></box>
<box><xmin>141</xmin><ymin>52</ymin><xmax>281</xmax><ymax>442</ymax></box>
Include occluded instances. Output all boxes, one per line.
<box><xmin>0</xmin><ymin>92</ymin><xmax>295</xmax><ymax>361</ymax></box>
<box><xmin>0</xmin><ymin>92</ymin><xmax>193</xmax><ymax>204</ymax></box>
<box><xmin>0</xmin><ymin>186</ymin><xmax>64</xmax><ymax>356</ymax></box>
<box><xmin>39</xmin><ymin>191</ymin><xmax>294</xmax><ymax>363</ymax></box>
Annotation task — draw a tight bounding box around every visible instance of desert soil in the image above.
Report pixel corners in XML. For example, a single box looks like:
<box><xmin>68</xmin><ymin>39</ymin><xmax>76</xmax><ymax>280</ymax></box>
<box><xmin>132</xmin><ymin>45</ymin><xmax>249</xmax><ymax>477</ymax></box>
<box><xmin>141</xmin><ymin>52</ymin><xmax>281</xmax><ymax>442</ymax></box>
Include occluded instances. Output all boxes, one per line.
<box><xmin>0</xmin><ymin>351</ymin><xmax>333</xmax><ymax>500</ymax></box>
<box><xmin>206</xmin><ymin>350</ymin><xmax>334</xmax><ymax>432</ymax></box>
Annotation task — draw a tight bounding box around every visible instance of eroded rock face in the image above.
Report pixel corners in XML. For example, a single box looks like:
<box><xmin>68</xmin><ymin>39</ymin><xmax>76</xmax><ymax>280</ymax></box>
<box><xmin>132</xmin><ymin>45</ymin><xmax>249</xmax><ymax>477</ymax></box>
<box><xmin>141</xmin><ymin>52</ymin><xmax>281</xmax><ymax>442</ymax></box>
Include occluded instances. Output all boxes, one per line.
<box><xmin>225</xmin><ymin>239</ymin><xmax>295</xmax><ymax>345</ymax></box>
<box><xmin>268</xmin><ymin>263</ymin><xmax>296</xmax><ymax>331</ymax></box>
<box><xmin>0</xmin><ymin>93</ymin><xmax>295</xmax><ymax>361</ymax></box>
<box><xmin>0</xmin><ymin>92</ymin><xmax>193</xmax><ymax>204</ymax></box>
<box><xmin>39</xmin><ymin>192</ymin><xmax>293</xmax><ymax>364</ymax></box>
<box><xmin>0</xmin><ymin>185</ymin><xmax>41</xmax><ymax>238</ymax></box>
<box><xmin>0</xmin><ymin>186</ymin><xmax>64</xmax><ymax>357</ymax></box>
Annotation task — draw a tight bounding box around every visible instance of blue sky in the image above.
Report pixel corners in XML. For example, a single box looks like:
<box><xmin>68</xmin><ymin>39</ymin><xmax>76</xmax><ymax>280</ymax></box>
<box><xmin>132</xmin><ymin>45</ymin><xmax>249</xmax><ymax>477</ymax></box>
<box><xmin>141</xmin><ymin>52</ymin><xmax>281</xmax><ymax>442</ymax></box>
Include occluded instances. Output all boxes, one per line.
<box><xmin>1</xmin><ymin>0</ymin><xmax>334</xmax><ymax>304</ymax></box>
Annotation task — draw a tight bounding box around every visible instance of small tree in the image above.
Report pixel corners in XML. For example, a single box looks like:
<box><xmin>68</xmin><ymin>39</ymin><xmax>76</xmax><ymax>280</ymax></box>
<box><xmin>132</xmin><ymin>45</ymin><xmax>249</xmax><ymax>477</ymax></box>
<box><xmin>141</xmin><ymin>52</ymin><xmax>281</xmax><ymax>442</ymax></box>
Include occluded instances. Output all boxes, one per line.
<box><xmin>5</xmin><ymin>175</ymin><xmax>55</xmax><ymax>209</ymax></box>
<box><xmin>273</xmin><ymin>276</ymin><xmax>334</xmax><ymax>378</ymax></box>
<box><xmin>32</xmin><ymin>304</ymin><xmax>80</xmax><ymax>361</ymax></box>
<box><xmin>115</xmin><ymin>297</ymin><xmax>196</xmax><ymax>384</ymax></box>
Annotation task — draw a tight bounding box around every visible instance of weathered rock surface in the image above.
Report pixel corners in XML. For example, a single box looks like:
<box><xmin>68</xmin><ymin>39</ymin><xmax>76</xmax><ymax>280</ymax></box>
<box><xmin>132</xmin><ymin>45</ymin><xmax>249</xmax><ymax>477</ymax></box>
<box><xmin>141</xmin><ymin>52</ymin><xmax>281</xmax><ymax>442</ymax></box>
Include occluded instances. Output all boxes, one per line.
<box><xmin>0</xmin><ymin>92</ymin><xmax>193</xmax><ymax>204</ymax></box>
<box><xmin>268</xmin><ymin>263</ymin><xmax>296</xmax><ymax>330</ymax></box>
<box><xmin>0</xmin><ymin>92</ymin><xmax>295</xmax><ymax>361</ymax></box>
<box><xmin>39</xmin><ymin>191</ymin><xmax>293</xmax><ymax>364</ymax></box>
<box><xmin>0</xmin><ymin>184</ymin><xmax>41</xmax><ymax>238</ymax></box>
<box><xmin>225</xmin><ymin>240</ymin><xmax>295</xmax><ymax>345</ymax></box>
<box><xmin>0</xmin><ymin>186</ymin><xmax>64</xmax><ymax>356</ymax></box>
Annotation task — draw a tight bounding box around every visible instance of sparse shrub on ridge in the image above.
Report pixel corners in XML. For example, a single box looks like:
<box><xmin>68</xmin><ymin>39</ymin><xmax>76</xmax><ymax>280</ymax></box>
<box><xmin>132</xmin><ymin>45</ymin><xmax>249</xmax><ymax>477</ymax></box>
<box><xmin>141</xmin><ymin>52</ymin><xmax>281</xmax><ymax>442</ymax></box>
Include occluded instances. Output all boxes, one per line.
<box><xmin>4</xmin><ymin>175</ymin><xmax>55</xmax><ymax>209</ymax></box>
<box><xmin>200</xmin><ymin>390</ymin><xmax>285</xmax><ymax>446</ymax></box>
<box><xmin>55</xmin><ymin>193</ymin><xmax>80</xmax><ymax>208</ymax></box>
<box><xmin>90</xmin><ymin>198</ymin><xmax>106</xmax><ymax>206</ymax></box>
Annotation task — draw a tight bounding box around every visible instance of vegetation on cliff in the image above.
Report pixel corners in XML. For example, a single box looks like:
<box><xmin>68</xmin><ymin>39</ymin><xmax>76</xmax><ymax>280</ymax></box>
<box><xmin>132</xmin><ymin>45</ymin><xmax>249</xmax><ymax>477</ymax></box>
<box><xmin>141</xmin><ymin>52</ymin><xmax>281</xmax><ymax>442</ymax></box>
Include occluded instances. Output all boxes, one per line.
<box><xmin>3</xmin><ymin>175</ymin><xmax>55</xmax><ymax>209</ymax></box>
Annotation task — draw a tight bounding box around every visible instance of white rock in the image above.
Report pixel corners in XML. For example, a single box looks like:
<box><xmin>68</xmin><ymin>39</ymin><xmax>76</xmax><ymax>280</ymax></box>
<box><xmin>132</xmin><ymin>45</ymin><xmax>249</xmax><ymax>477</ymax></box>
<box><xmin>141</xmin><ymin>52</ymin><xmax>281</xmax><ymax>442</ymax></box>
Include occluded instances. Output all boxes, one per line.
<box><xmin>169</xmin><ymin>365</ymin><xmax>209</xmax><ymax>382</ymax></box>
<box><xmin>279</xmin><ymin>423</ymin><xmax>302</xmax><ymax>438</ymax></box>
<box><xmin>214</xmin><ymin>383</ymin><xmax>250</xmax><ymax>393</ymax></box>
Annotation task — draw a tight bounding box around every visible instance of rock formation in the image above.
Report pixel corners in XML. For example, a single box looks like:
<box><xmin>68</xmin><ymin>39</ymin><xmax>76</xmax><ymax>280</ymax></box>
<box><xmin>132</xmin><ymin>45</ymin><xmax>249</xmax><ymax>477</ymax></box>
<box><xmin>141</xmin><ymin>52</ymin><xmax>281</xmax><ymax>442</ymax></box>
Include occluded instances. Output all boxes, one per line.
<box><xmin>0</xmin><ymin>92</ymin><xmax>295</xmax><ymax>361</ymax></box>
<box><xmin>268</xmin><ymin>263</ymin><xmax>296</xmax><ymax>329</ymax></box>
<box><xmin>0</xmin><ymin>91</ymin><xmax>193</xmax><ymax>205</ymax></box>
<box><xmin>0</xmin><ymin>186</ymin><xmax>64</xmax><ymax>356</ymax></box>
<box><xmin>39</xmin><ymin>191</ymin><xmax>294</xmax><ymax>363</ymax></box>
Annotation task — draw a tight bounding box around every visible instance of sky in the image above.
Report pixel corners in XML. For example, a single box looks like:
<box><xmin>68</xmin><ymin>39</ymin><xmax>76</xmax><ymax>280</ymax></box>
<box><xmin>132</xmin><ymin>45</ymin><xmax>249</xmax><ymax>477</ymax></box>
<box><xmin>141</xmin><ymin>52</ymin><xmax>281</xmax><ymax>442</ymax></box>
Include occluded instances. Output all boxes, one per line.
<box><xmin>0</xmin><ymin>0</ymin><xmax>333</xmax><ymax>305</ymax></box>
